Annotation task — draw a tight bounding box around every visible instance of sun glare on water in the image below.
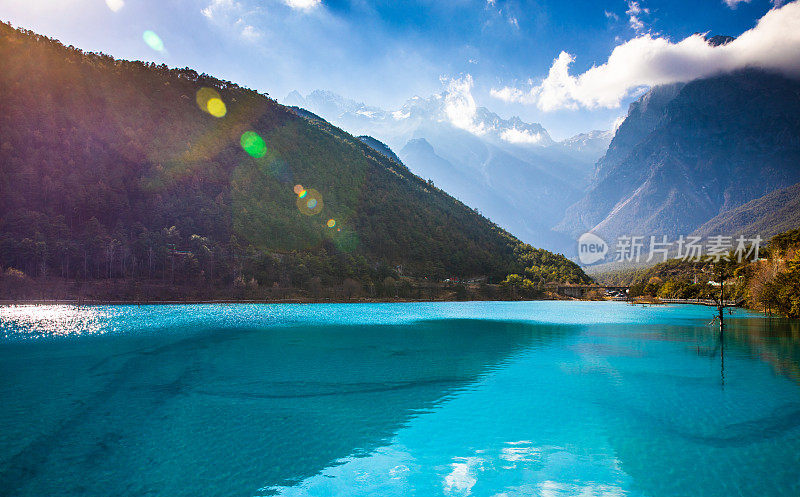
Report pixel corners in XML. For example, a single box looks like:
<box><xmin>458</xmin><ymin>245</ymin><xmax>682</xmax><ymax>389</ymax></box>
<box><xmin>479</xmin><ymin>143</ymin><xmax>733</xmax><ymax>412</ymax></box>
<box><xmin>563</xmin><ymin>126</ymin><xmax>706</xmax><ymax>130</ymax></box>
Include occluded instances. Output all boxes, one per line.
<box><xmin>0</xmin><ymin>305</ymin><xmax>106</xmax><ymax>339</ymax></box>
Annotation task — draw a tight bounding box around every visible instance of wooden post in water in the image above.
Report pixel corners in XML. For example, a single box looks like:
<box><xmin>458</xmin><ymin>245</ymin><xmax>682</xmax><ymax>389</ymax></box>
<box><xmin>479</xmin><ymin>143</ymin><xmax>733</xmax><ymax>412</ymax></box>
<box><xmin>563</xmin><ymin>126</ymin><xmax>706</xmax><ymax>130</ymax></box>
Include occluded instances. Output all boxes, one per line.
<box><xmin>710</xmin><ymin>261</ymin><xmax>729</xmax><ymax>334</ymax></box>
<box><xmin>718</xmin><ymin>267</ymin><xmax>725</xmax><ymax>386</ymax></box>
<box><xmin>709</xmin><ymin>261</ymin><xmax>731</xmax><ymax>387</ymax></box>
<box><xmin>718</xmin><ymin>264</ymin><xmax>725</xmax><ymax>333</ymax></box>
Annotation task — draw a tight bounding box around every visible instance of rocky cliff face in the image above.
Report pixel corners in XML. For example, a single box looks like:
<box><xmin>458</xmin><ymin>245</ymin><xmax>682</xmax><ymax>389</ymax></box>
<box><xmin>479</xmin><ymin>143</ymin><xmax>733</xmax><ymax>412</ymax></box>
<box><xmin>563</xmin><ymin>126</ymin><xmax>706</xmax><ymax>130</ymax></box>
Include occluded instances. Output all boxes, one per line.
<box><xmin>692</xmin><ymin>182</ymin><xmax>800</xmax><ymax>240</ymax></box>
<box><xmin>557</xmin><ymin>69</ymin><xmax>800</xmax><ymax>245</ymax></box>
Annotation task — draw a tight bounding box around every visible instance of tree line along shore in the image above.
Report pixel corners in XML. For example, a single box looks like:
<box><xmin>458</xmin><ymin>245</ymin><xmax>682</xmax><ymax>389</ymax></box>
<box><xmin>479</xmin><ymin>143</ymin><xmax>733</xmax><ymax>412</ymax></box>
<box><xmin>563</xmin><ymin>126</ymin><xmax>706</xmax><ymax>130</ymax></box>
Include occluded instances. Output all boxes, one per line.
<box><xmin>597</xmin><ymin>228</ymin><xmax>800</xmax><ymax>318</ymax></box>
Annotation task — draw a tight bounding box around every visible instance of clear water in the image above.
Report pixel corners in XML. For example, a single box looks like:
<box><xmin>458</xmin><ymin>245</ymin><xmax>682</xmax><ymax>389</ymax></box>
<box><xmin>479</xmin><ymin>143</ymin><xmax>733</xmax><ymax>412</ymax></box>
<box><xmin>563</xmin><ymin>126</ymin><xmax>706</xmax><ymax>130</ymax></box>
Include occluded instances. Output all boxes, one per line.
<box><xmin>1</xmin><ymin>301</ymin><xmax>799</xmax><ymax>497</ymax></box>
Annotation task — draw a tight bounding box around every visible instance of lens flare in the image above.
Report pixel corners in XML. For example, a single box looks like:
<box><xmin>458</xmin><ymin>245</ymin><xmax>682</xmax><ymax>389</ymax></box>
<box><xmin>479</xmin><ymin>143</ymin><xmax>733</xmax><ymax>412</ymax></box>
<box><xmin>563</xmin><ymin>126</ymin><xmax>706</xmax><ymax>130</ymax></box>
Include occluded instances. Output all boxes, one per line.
<box><xmin>298</xmin><ymin>190</ymin><xmax>307</xmax><ymax>198</ymax></box>
<box><xmin>196</xmin><ymin>88</ymin><xmax>226</xmax><ymax>118</ymax></box>
<box><xmin>105</xmin><ymin>0</ymin><xmax>124</xmax><ymax>12</ymax></box>
<box><xmin>196</xmin><ymin>87</ymin><xmax>218</xmax><ymax>110</ymax></box>
<box><xmin>206</xmin><ymin>98</ymin><xmax>226</xmax><ymax>117</ymax></box>
<box><xmin>327</xmin><ymin>219</ymin><xmax>336</xmax><ymax>228</ymax></box>
<box><xmin>240</xmin><ymin>131</ymin><xmax>267</xmax><ymax>158</ymax></box>
<box><xmin>293</xmin><ymin>184</ymin><xmax>305</xmax><ymax>195</ymax></box>
<box><xmin>296</xmin><ymin>188</ymin><xmax>323</xmax><ymax>216</ymax></box>
<box><xmin>142</xmin><ymin>30</ymin><xmax>164</xmax><ymax>52</ymax></box>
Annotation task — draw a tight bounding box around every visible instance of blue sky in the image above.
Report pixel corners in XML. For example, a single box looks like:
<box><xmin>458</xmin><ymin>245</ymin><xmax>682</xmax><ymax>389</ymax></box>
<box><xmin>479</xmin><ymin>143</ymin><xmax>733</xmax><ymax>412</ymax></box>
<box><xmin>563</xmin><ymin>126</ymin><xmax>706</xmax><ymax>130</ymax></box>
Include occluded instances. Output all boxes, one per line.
<box><xmin>1</xmin><ymin>0</ymin><xmax>789</xmax><ymax>138</ymax></box>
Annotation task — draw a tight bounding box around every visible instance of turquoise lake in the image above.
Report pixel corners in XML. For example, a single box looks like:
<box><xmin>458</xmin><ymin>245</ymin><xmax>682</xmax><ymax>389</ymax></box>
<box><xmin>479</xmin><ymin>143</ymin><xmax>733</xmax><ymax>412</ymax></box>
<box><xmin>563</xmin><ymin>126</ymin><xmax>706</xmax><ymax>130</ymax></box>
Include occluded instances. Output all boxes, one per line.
<box><xmin>1</xmin><ymin>301</ymin><xmax>799</xmax><ymax>497</ymax></box>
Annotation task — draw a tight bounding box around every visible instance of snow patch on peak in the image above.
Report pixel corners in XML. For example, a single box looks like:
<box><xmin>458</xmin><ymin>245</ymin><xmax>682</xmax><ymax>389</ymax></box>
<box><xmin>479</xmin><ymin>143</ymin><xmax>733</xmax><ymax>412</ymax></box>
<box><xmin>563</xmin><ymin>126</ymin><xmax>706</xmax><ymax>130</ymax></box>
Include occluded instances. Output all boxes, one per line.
<box><xmin>500</xmin><ymin>128</ymin><xmax>545</xmax><ymax>144</ymax></box>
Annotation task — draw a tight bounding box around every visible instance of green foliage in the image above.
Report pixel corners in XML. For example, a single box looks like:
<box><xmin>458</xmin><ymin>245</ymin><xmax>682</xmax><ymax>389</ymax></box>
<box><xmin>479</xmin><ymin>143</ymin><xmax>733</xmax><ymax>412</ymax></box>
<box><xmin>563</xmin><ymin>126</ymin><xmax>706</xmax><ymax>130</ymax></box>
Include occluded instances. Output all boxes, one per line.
<box><xmin>510</xmin><ymin>243</ymin><xmax>593</xmax><ymax>286</ymax></box>
<box><xmin>607</xmin><ymin>229</ymin><xmax>800</xmax><ymax>317</ymax></box>
<box><xmin>767</xmin><ymin>228</ymin><xmax>800</xmax><ymax>255</ymax></box>
<box><xmin>500</xmin><ymin>274</ymin><xmax>543</xmax><ymax>299</ymax></box>
<box><xmin>3</xmin><ymin>267</ymin><xmax>28</xmax><ymax>281</ymax></box>
<box><xmin>758</xmin><ymin>250</ymin><xmax>800</xmax><ymax>318</ymax></box>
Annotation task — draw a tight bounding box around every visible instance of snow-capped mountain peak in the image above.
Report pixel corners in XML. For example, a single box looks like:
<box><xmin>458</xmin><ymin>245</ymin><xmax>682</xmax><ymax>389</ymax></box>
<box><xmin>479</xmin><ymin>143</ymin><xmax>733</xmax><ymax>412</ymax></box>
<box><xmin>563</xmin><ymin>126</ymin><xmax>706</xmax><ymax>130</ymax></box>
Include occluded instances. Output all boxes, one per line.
<box><xmin>283</xmin><ymin>89</ymin><xmax>556</xmax><ymax>147</ymax></box>
<box><xmin>280</xmin><ymin>88</ymin><xmax>613</xmax><ymax>253</ymax></box>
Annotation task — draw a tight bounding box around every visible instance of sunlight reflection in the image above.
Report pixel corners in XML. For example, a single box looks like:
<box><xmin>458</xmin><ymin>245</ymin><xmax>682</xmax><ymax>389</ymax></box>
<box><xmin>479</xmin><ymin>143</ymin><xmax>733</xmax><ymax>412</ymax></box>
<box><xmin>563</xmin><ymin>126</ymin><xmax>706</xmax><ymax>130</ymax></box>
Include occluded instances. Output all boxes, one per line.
<box><xmin>443</xmin><ymin>456</ymin><xmax>480</xmax><ymax>495</ymax></box>
<box><xmin>499</xmin><ymin>440</ymin><xmax>539</xmax><ymax>464</ymax></box>
<box><xmin>262</xmin><ymin>437</ymin><xmax>630</xmax><ymax>497</ymax></box>
<box><xmin>327</xmin><ymin>218</ymin><xmax>336</xmax><ymax>228</ymax></box>
<box><xmin>0</xmin><ymin>305</ymin><xmax>104</xmax><ymax>339</ymax></box>
<box><xmin>534</xmin><ymin>480</ymin><xmax>625</xmax><ymax>497</ymax></box>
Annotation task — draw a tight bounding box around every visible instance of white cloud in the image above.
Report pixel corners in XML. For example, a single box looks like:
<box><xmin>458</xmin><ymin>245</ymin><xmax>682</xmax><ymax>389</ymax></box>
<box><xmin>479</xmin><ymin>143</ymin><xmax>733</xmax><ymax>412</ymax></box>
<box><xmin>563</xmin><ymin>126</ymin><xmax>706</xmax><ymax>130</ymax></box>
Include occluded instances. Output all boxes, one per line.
<box><xmin>723</xmin><ymin>0</ymin><xmax>751</xmax><ymax>8</ymax></box>
<box><xmin>491</xmin><ymin>51</ymin><xmax>582</xmax><ymax>111</ymax></box>
<box><xmin>284</xmin><ymin>0</ymin><xmax>321</xmax><ymax>10</ymax></box>
<box><xmin>392</xmin><ymin>109</ymin><xmax>410</xmax><ymax>120</ymax></box>
<box><xmin>727</xmin><ymin>0</ymin><xmax>785</xmax><ymax>6</ymax></box>
<box><xmin>626</xmin><ymin>1</ymin><xmax>646</xmax><ymax>15</ymax></box>
<box><xmin>485</xmin><ymin>0</ymin><xmax>519</xmax><ymax>30</ymax></box>
<box><xmin>239</xmin><ymin>22</ymin><xmax>261</xmax><ymax>40</ymax></box>
<box><xmin>491</xmin><ymin>1</ymin><xmax>800</xmax><ymax>111</ymax></box>
<box><xmin>605</xmin><ymin>10</ymin><xmax>620</xmax><ymax>21</ymax></box>
<box><xmin>202</xmin><ymin>0</ymin><xmax>234</xmax><ymax>19</ymax></box>
<box><xmin>442</xmin><ymin>74</ymin><xmax>487</xmax><ymax>135</ymax></box>
<box><xmin>626</xmin><ymin>1</ymin><xmax>650</xmax><ymax>33</ymax></box>
<box><xmin>489</xmin><ymin>86</ymin><xmax>525</xmax><ymax>103</ymax></box>
<box><xmin>201</xmin><ymin>0</ymin><xmax>261</xmax><ymax>40</ymax></box>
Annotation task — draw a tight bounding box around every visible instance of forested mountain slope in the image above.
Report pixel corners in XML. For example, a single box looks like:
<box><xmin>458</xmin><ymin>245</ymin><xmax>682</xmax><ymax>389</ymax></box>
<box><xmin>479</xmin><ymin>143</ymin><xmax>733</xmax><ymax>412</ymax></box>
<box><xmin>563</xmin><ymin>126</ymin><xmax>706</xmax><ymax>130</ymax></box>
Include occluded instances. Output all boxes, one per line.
<box><xmin>284</xmin><ymin>89</ymin><xmax>610</xmax><ymax>252</ymax></box>
<box><xmin>692</xmin><ymin>182</ymin><xmax>800</xmax><ymax>240</ymax></box>
<box><xmin>0</xmin><ymin>22</ymin><xmax>589</xmax><ymax>297</ymax></box>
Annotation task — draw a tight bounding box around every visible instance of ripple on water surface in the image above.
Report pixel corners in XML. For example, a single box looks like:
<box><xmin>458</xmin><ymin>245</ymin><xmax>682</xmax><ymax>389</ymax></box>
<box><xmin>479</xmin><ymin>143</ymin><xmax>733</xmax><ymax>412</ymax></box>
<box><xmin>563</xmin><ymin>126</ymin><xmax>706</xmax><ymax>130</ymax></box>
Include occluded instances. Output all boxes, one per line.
<box><xmin>0</xmin><ymin>302</ymin><xmax>798</xmax><ymax>497</ymax></box>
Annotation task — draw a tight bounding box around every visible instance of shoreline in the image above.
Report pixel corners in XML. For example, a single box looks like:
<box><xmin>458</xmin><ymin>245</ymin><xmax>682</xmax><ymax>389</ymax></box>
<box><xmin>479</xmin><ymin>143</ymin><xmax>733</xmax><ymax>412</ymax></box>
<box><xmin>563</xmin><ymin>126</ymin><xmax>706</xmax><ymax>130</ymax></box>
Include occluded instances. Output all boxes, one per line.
<box><xmin>0</xmin><ymin>296</ymin><xmax>561</xmax><ymax>306</ymax></box>
<box><xmin>0</xmin><ymin>297</ymin><xmax>739</xmax><ymax>307</ymax></box>
<box><xmin>1</xmin><ymin>298</ymin><xmax>784</xmax><ymax>320</ymax></box>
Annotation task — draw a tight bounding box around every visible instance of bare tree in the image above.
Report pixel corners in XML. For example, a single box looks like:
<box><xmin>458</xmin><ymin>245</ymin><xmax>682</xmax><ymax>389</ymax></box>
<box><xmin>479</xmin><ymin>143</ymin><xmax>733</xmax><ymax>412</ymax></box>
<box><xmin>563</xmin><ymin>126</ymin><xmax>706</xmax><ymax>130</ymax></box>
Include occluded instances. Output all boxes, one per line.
<box><xmin>343</xmin><ymin>278</ymin><xmax>361</xmax><ymax>300</ymax></box>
